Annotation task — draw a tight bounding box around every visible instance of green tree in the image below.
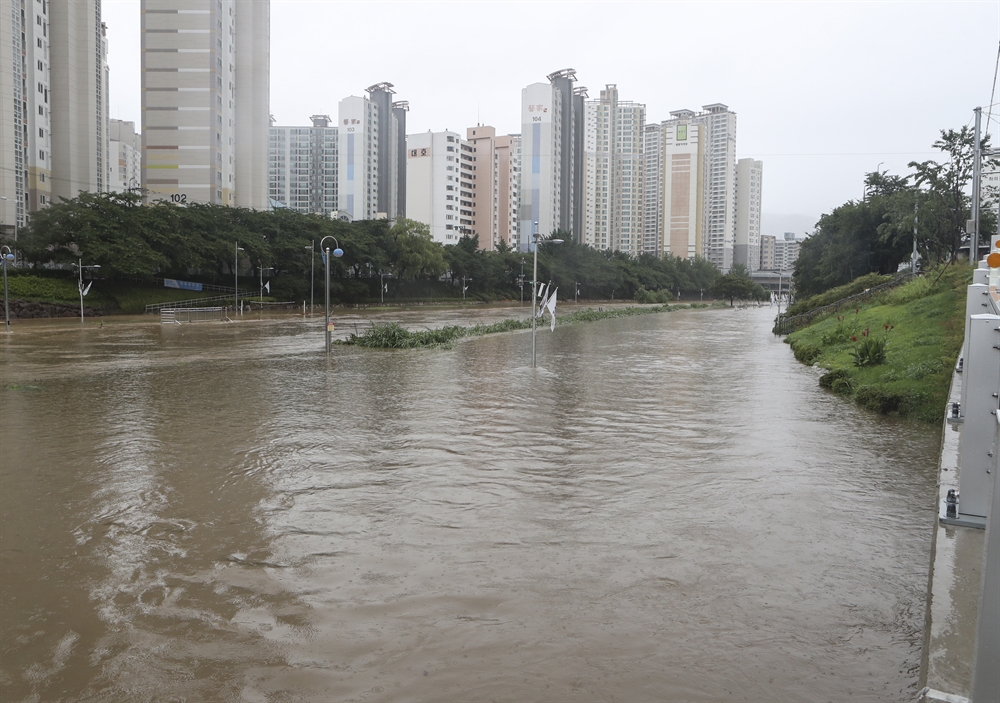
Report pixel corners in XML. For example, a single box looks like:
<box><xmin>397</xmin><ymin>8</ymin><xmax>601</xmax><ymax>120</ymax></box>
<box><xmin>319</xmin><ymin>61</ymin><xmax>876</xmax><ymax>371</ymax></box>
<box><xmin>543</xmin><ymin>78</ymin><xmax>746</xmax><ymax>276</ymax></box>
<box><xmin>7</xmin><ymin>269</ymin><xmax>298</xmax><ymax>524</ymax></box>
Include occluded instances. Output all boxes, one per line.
<box><xmin>385</xmin><ymin>218</ymin><xmax>447</xmax><ymax>281</ymax></box>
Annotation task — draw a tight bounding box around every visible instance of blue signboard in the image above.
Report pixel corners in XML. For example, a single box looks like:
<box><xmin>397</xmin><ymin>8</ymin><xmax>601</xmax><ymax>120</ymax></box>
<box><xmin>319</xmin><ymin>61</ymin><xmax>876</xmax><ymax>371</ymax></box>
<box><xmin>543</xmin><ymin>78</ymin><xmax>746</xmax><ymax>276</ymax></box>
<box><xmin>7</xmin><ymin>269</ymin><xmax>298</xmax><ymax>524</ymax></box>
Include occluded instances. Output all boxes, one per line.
<box><xmin>164</xmin><ymin>279</ymin><xmax>203</xmax><ymax>292</ymax></box>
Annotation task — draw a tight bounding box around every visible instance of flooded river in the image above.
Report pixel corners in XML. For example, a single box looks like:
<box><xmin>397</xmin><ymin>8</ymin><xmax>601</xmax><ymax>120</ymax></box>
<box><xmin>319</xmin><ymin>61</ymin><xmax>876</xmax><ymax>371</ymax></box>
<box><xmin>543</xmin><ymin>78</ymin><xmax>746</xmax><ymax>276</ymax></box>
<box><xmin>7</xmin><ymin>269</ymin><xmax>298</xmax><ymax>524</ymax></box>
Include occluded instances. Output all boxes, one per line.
<box><xmin>1</xmin><ymin>305</ymin><xmax>939</xmax><ymax>701</ymax></box>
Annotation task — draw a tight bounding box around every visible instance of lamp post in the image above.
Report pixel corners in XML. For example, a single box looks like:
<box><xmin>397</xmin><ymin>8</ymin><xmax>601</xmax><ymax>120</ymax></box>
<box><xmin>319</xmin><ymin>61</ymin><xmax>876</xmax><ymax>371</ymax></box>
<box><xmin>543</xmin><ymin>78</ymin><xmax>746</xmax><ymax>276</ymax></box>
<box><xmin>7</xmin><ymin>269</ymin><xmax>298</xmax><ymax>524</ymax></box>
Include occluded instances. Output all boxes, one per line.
<box><xmin>305</xmin><ymin>242</ymin><xmax>315</xmax><ymax>316</ymax></box>
<box><xmin>380</xmin><ymin>271</ymin><xmax>391</xmax><ymax>305</ymax></box>
<box><xmin>71</xmin><ymin>259</ymin><xmax>101</xmax><ymax>323</ymax></box>
<box><xmin>320</xmin><ymin>235</ymin><xmax>344</xmax><ymax>353</ymax></box>
<box><xmin>1</xmin><ymin>245</ymin><xmax>12</xmax><ymax>333</ymax></box>
<box><xmin>575</xmin><ymin>281</ymin><xmax>580</xmax><ymax>303</ymax></box>
<box><xmin>259</xmin><ymin>265</ymin><xmax>273</xmax><ymax>302</ymax></box>
<box><xmin>531</xmin><ymin>221</ymin><xmax>563</xmax><ymax>368</ymax></box>
<box><xmin>519</xmin><ymin>257</ymin><xmax>526</xmax><ymax>306</ymax></box>
<box><xmin>235</xmin><ymin>243</ymin><xmax>244</xmax><ymax>314</ymax></box>
<box><xmin>0</xmin><ymin>196</ymin><xmax>16</xmax><ymax>265</ymax></box>
<box><xmin>462</xmin><ymin>275</ymin><xmax>472</xmax><ymax>300</ymax></box>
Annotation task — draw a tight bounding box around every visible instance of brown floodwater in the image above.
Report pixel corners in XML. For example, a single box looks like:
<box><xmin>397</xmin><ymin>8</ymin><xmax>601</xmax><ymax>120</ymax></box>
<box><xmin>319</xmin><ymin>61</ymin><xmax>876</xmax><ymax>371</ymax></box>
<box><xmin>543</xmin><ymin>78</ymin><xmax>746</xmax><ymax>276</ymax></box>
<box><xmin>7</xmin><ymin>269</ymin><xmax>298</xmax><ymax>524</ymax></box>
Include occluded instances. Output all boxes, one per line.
<box><xmin>0</xmin><ymin>305</ymin><xmax>939</xmax><ymax>702</ymax></box>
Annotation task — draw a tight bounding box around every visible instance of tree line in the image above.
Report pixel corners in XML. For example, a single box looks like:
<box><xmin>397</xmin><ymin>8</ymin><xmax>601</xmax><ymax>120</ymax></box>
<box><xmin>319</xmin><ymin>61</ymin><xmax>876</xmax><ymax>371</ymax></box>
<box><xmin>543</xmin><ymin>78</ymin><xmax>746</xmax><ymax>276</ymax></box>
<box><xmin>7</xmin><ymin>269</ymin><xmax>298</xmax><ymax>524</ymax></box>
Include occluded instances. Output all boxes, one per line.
<box><xmin>16</xmin><ymin>191</ymin><xmax>721</xmax><ymax>303</ymax></box>
<box><xmin>794</xmin><ymin>126</ymin><xmax>998</xmax><ymax>298</ymax></box>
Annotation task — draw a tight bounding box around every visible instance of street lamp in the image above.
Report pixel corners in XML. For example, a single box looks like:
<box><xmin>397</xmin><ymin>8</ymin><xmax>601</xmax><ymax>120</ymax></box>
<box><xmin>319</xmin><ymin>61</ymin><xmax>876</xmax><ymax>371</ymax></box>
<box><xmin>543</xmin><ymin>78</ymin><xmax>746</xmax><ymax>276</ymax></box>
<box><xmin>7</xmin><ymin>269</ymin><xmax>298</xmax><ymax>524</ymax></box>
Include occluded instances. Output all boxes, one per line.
<box><xmin>1</xmin><ymin>245</ymin><xmax>13</xmax><ymax>333</ymax></box>
<box><xmin>519</xmin><ymin>257</ymin><xmax>526</xmax><ymax>306</ymax></box>
<box><xmin>462</xmin><ymin>275</ymin><xmax>472</xmax><ymax>301</ymax></box>
<box><xmin>259</xmin><ymin>265</ymin><xmax>273</xmax><ymax>302</ymax></box>
<box><xmin>320</xmin><ymin>235</ymin><xmax>344</xmax><ymax>353</ymax></box>
<box><xmin>0</xmin><ymin>195</ymin><xmax>17</xmax><ymax>265</ymax></box>
<box><xmin>71</xmin><ymin>259</ymin><xmax>101</xmax><ymax>323</ymax></box>
<box><xmin>575</xmin><ymin>281</ymin><xmax>580</xmax><ymax>303</ymax></box>
<box><xmin>305</xmin><ymin>241</ymin><xmax>315</xmax><ymax>316</ymax></box>
<box><xmin>380</xmin><ymin>271</ymin><xmax>392</xmax><ymax>305</ymax></box>
<box><xmin>531</xmin><ymin>221</ymin><xmax>563</xmax><ymax>368</ymax></box>
<box><xmin>235</xmin><ymin>243</ymin><xmax>244</xmax><ymax>314</ymax></box>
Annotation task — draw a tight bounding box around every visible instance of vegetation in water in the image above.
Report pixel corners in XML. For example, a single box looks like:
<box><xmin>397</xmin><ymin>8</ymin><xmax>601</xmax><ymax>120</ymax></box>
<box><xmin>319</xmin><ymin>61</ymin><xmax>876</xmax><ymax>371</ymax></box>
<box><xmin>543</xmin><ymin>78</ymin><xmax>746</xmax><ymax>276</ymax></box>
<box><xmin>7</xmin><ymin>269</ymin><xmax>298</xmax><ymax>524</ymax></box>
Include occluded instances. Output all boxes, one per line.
<box><xmin>341</xmin><ymin>303</ymin><xmax>726</xmax><ymax>349</ymax></box>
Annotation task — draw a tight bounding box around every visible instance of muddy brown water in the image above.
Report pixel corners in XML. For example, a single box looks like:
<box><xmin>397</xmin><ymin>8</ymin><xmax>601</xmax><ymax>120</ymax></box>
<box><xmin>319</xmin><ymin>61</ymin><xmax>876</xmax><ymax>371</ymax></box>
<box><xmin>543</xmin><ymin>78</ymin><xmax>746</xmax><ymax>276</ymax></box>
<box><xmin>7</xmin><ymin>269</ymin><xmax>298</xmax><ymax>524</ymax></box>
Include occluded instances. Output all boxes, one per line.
<box><xmin>0</xmin><ymin>305</ymin><xmax>938</xmax><ymax>701</ymax></box>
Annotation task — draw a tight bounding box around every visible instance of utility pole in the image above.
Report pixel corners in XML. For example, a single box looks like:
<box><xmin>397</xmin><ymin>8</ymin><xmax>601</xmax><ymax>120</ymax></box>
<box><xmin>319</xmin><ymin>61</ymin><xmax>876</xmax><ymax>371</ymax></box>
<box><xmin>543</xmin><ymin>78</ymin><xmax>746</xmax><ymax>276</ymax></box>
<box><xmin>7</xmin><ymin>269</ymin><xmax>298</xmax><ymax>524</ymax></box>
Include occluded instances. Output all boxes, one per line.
<box><xmin>971</xmin><ymin>106</ymin><xmax>982</xmax><ymax>263</ymax></box>
<box><xmin>912</xmin><ymin>198</ymin><xmax>919</xmax><ymax>273</ymax></box>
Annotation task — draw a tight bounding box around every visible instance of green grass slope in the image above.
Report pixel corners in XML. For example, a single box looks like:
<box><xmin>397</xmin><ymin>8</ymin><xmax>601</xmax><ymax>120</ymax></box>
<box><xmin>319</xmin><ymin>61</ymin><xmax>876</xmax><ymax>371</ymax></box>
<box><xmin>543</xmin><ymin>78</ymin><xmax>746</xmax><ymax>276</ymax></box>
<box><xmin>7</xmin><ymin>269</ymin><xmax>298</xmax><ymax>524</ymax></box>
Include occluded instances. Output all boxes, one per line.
<box><xmin>785</xmin><ymin>266</ymin><xmax>969</xmax><ymax>422</ymax></box>
<box><xmin>3</xmin><ymin>275</ymin><xmax>225</xmax><ymax>314</ymax></box>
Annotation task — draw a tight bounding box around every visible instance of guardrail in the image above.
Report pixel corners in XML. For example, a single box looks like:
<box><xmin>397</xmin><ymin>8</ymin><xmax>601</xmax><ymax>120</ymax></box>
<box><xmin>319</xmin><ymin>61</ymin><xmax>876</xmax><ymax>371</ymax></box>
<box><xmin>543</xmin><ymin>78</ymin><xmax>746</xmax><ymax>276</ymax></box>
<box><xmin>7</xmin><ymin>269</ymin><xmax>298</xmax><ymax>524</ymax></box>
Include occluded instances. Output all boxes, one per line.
<box><xmin>772</xmin><ymin>272</ymin><xmax>914</xmax><ymax>335</ymax></box>
<box><xmin>146</xmin><ymin>294</ymin><xmax>236</xmax><ymax>313</ymax></box>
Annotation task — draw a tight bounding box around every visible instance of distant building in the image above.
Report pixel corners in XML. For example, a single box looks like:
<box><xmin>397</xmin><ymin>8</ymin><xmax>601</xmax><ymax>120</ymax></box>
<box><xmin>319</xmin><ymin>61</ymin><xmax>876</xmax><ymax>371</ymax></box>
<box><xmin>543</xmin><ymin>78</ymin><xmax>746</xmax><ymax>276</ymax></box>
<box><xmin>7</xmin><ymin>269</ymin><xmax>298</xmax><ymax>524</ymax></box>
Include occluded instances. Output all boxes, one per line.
<box><xmin>108</xmin><ymin>120</ymin><xmax>142</xmax><ymax>194</ymax></box>
<box><xmin>760</xmin><ymin>234</ymin><xmax>776</xmax><ymax>270</ymax></box>
<box><xmin>735</xmin><ymin>158</ymin><xmax>763</xmax><ymax>272</ymax></box>
<box><xmin>698</xmin><ymin>104</ymin><xmax>737</xmax><ymax>271</ymax></box>
<box><xmin>141</xmin><ymin>0</ymin><xmax>270</xmax><ymax>209</ymax></box>
<box><xmin>583</xmin><ymin>84</ymin><xmax>645</xmax><ymax>255</ymax></box>
<box><xmin>406</xmin><ymin>130</ymin><xmax>469</xmax><ymax>244</ymax></box>
<box><xmin>268</xmin><ymin>115</ymin><xmax>338</xmax><ymax>215</ymax></box>
<box><xmin>773</xmin><ymin>232</ymin><xmax>802</xmax><ymax>271</ymax></box>
<box><xmin>465</xmin><ymin>126</ymin><xmax>521</xmax><ymax>250</ymax></box>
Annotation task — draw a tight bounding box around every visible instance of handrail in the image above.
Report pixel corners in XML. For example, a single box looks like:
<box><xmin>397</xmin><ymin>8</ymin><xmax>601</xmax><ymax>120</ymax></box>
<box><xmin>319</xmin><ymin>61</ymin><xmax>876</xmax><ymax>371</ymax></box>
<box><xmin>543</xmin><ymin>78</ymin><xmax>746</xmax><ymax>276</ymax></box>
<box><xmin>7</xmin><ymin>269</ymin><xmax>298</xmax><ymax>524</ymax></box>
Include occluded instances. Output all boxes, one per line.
<box><xmin>773</xmin><ymin>272</ymin><xmax>915</xmax><ymax>335</ymax></box>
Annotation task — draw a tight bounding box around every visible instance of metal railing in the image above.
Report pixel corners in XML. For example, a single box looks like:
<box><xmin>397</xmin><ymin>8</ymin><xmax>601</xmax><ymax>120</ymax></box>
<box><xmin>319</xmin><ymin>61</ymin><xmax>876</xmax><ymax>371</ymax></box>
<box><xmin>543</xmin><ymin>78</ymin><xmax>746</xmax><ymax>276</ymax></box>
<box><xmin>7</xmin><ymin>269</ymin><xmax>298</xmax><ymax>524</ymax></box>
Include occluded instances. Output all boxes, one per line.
<box><xmin>146</xmin><ymin>294</ymin><xmax>236</xmax><ymax>313</ymax></box>
<box><xmin>773</xmin><ymin>272</ymin><xmax>914</xmax><ymax>335</ymax></box>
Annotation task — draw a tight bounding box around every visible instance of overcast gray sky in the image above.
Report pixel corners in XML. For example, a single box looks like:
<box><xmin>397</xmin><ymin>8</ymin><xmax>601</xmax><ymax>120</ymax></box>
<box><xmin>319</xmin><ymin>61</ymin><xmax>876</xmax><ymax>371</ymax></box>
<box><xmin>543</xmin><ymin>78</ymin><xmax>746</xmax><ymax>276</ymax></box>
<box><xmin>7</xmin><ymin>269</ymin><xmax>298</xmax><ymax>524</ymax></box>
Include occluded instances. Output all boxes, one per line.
<box><xmin>103</xmin><ymin>0</ymin><xmax>999</xmax><ymax>237</ymax></box>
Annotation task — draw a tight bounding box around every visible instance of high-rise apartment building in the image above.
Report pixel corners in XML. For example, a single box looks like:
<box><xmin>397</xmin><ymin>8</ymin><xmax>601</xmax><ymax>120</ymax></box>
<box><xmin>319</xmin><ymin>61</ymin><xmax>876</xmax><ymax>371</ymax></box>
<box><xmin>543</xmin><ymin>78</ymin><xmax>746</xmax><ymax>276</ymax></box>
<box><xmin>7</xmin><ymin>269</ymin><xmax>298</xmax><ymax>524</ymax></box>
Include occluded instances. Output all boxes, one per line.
<box><xmin>698</xmin><ymin>103</ymin><xmax>737</xmax><ymax>271</ymax></box>
<box><xmin>759</xmin><ymin>234</ymin><xmax>776</xmax><ymax>270</ymax></box>
<box><xmin>108</xmin><ymin>119</ymin><xmax>142</xmax><ymax>193</ymax></box>
<box><xmin>2</xmin><ymin>0</ymin><xmax>109</xmax><ymax>243</ymax></box>
<box><xmin>734</xmin><ymin>158</ymin><xmax>763</xmax><ymax>272</ymax></box>
<box><xmin>268</xmin><ymin>115</ymin><xmax>338</xmax><ymax>215</ymax></box>
<box><xmin>583</xmin><ymin>85</ymin><xmax>644</xmax><ymax>254</ymax></box>
<box><xmin>337</xmin><ymin>84</ymin><xmax>406</xmax><ymax>222</ymax></box>
<box><xmin>465</xmin><ymin>125</ymin><xmax>520</xmax><ymax>250</ymax></box>
<box><xmin>518</xmin><ymin>69</ymin><xmax>584</xmax><ymax>250</ymax></box>
<box><xmin>141</xmin><ymin>0</ymin><xmax>269</xmax><ymax>209</ymax></box>
<box><xmin>644</xmin><ymin>112</ymin><xmax>705</xmax><ymax>260</ymax></box>
<box><xmin>406</xmin><ymin>130</ymin><xmax>469</xmax><ymax>244</ymax></box>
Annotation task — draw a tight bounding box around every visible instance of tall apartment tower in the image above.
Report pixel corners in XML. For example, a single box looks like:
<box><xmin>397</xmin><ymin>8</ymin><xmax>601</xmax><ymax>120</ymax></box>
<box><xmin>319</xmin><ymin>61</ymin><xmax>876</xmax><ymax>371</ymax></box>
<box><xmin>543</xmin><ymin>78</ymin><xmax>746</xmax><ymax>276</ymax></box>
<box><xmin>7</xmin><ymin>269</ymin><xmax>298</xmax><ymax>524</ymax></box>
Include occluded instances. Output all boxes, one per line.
<box><xmin>643</xmin><ymin>112</ymin><xmax>705</xmax><ymax>260</ymax></box>
<box><xmin>518</xmin><ymin>69</ymin><xmax>584</xmax><ymax>249</ymax></box>
<box><xmin>268</xmin><ymin>115</ymin><xmax>338</xmax><ymax>215</ymax></box>
<box><xmin>365</xmin><ymin>82</ymin><xmax>407</xmax><ymax>220</ymax></box>
<box><xmin>2</xmin><ymin>0</ymin><xmax>52</xmax><ymax>236</ymax></box>
<box><xmin>759</xmin><ymin>234</ymin><xmax>776</xmax><ymax>270</ymax></box>
<box><xmin>734</xmin><ymin>158</ymin><xmax>763</xmax><ymax>272</ymax></box>
<box><xmin>108</xmin><ymin>119</ymin><xmax>142</xmax><ymax>193</ymax></box>
<box><xmin>583</xmin><ymin>85</ymin><xmax>644</xmax><ymax>254</ymax></box>
<box><xmin>698</xmin><ymin>103</ymin><xmax>737</xmax><ymax>271</ymax></box>
<box><xmin>337</xmin><ymin>95</ymin><xmax>377</xmax><ymax>220</ymax></box>
<box><xmin>465</xmin><ymin>125</ymin><xmax>521</xmax><ymax>250</ymax></box>
<box><xmin>141</xmin><ymin>0</ymin><xmax>269</xmax><ymax>209</ymax></box>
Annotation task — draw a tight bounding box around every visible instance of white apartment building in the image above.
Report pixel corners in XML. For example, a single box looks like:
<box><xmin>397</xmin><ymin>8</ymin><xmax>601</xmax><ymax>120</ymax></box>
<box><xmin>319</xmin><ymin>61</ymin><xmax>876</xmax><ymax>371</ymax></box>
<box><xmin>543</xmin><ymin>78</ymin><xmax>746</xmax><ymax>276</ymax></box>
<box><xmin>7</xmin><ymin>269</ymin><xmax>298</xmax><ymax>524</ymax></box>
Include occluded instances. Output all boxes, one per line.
<box><xmin>644</xmin><ymin>112</ymin><xmax>705</xmax><ymax>260</ymax></box>
<box><xmin>465</xmin><ymin>125</ymin><xmax>521</xmax><ymax>250</ymax></box>
<box><xmin>583</xmin><ymin>84</ymin><xmax>644</xmax><ymax>254</ymax></box>
<box><xmin>141</xmin><ymin>0</ymin><xmax>269</xmax><ymax>209</ymax></box>
<box><xmin>337</xmin><ymin>95</ymin><xmax>378</xmax><ymax>220</ymax></box>
<box><xmin>268</xmin><ymin>115</ymin><xmax>338</xmax><ymax>215</ymax></box>
<box><xmin>2</xmin><ymin>0</ymin><xmax>51</xmax><ymax>235</ymax></box>
<box><xmin>406</xmin><ymin>130</ymin><xmax>470</xmax><ymax>244</ymax></box>
<box><xmin>734</xmin><ymin>158</ymin><xmax>763</xmax><ymax>272</ymax></box>
<box><xmin>698</xmin><ymin>104</ymin><xmax>737</xmax><ymax>271</ymax></box>
<box><xmin>773</xmin><ymin>232</ymin><xmax>801</xmax><ymax>271</ymax></box>
<box><xmin>108</xmin><ymin>119</ymin><xmax>142</xmax><ymax>193</ymax></box>
<box><xmin>2</xmin><ymin>0</ymin><xmax>109</xmax><ymax>242</ymax></box>
<box><xmin>519</xmin><ymin>81</ymin><xmax>560</xmax><ymax>248</ymax></box>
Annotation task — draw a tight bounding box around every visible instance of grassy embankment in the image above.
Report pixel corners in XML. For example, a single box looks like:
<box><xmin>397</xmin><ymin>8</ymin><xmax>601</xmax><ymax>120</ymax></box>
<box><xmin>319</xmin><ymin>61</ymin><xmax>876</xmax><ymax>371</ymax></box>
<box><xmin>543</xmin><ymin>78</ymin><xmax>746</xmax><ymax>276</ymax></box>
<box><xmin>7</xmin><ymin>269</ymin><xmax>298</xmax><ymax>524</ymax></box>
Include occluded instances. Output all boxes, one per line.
<box><xmin>341</xmin><ymin>302</ymin><xmax>726</xmax><ymax>349</ymax></box>
<box><xmin>3</xmin><ymin>274</ymin><xmax>232</xmax><ymax>314</ymax></box>
<box><xmin>785</xmin><ymin>265</ymin><xmax>970</xmax><ymax>422</ymax></box>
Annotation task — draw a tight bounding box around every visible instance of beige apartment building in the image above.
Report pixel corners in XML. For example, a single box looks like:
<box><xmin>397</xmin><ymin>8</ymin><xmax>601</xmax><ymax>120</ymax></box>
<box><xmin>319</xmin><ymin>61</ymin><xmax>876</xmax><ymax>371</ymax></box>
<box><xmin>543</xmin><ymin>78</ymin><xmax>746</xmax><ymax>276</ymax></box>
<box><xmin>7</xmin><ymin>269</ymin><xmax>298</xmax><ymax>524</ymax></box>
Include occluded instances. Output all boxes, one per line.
<box><xmin>141</xmin><ymin>0</ymin><xmax>269</xmax><ymax>209</ymax></box>
<box><xmin>644</xmin><ymin>112</ymin><xmax>705</xmax><ymax>260</ymax></box>
<box><xmin>465</xmin><ymin>125</ymin><xmax>520</xmax><ymax>250</ymax></box>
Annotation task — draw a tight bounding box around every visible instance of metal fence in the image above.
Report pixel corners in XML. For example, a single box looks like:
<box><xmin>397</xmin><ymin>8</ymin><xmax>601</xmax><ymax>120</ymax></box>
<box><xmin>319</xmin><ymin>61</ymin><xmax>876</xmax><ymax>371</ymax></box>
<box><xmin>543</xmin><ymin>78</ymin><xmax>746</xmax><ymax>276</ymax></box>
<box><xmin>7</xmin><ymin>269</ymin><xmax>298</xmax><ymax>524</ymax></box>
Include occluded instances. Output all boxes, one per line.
<box><xmin>772</xmin><ymin>272</ymin><xmax>914</xmax><ymax>335</ymax></box>
<box><xmin>160</xmin><ymin>307</ymin><xmax>226</xmax><ymax>324</ymax></box>
<box><xmin>146</xmin><ymin>295</ymin><xmax>236</xmax><ymax>313</ymax></box>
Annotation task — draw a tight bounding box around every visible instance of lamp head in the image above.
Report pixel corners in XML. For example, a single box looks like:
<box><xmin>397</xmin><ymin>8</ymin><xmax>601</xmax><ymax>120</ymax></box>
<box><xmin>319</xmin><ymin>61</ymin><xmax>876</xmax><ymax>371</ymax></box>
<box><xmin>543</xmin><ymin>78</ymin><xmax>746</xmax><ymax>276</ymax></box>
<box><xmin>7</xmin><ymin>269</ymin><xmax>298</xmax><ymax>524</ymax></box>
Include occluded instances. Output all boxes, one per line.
<box><xmin>550</xmin><ymin>239</ymin><xmax>564</xmax><ymax>244</ymax></box>
<box><xmin>333</xmin><ymin>248</ymin><xmax>344</xmax><ymax>258</ymax></box>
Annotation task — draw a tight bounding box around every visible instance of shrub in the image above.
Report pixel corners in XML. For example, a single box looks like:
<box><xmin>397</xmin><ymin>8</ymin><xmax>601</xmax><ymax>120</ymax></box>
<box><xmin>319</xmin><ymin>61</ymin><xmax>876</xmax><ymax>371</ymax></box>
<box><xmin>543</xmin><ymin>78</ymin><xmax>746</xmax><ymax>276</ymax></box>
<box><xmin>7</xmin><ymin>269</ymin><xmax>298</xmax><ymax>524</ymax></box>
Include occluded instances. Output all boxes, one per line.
<box><xmin>855</xmin><ymin>385</ymin><xmax>903</xmax><ymax>413</ymax></box>
<box><xmin>853</xmin><ymin>335</ymin><xmax>887</xmax><ymax>367</ymax></box>
<box><xmin>634</xmin><ymin>287</ymin><xmax>674</xmax><ymax>304</ymax></box>
<box><xmin>819</xmin><ymin>369</ymin><xmax>850</xmax><ymax>389</ymax></box>
<box><xmin>791</xmin><ymin>341</ymin><xmax>821</xmax><ymax>365</ymax></box>
<box><xmin>821</xmin><ymin>315</ymin><xmax>860</xmax><ymax>345</ymax></box>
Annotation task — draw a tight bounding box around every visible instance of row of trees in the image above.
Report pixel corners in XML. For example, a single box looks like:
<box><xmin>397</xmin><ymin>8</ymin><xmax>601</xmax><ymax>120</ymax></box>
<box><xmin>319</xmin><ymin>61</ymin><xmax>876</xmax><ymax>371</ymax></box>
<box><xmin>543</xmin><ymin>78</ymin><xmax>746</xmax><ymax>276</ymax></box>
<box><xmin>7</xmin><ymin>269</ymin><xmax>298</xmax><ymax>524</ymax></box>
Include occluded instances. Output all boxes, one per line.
<box><xmin>16</xmin><ymin>191</ymin><xmax>721</xmax><ymax>302</ymax></box>
<box><xmin>794</xmin><ymin>126</ymin><xmax>998</xmax><ymax>298</ymax></box>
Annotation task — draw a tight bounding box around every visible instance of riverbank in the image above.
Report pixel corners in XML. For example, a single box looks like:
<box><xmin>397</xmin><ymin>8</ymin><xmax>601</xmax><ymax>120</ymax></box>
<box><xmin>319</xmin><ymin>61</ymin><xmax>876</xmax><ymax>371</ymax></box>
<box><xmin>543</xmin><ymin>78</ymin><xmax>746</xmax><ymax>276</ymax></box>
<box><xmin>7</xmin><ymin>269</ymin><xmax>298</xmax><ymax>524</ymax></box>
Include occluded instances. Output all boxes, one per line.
<box><xmin>785</xmin><ymin>265</ymin><xmax>970</xmax><ymax>422</ymax></box>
